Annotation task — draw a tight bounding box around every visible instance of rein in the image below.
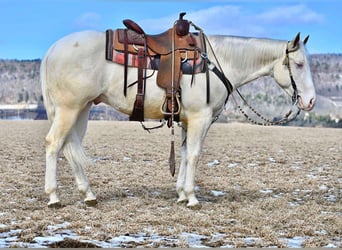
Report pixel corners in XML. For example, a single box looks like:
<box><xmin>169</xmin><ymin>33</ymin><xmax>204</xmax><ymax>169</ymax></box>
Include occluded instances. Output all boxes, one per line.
<box><xmin>232</xmin><ymin>90</ymin><xmax>301</xmax><ymax>126</ymax></box>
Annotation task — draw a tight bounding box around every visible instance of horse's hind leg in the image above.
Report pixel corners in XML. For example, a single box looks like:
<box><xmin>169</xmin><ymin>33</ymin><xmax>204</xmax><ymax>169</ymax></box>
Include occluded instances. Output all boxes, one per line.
<box><xmin>63</xmin><ymin>102</ymin><xmax>97</xmax><ymax>205</ymax></box>
<box><xmin>45</xmin><ymin>107</ymin><xmax>80</xmax><ymax>207</ymax></box>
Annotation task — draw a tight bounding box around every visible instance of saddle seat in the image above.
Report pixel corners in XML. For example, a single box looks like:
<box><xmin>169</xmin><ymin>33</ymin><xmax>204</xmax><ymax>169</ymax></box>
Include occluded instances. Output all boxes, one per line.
<box><xmin>113</xmin><ymin>23</ymin><xmax>200</xmax><ymax>63</ymax></box>
<box><xmin>122</xmin><ymin>19</ymin><xmax>197</xmax><ymax>55</ymax></box>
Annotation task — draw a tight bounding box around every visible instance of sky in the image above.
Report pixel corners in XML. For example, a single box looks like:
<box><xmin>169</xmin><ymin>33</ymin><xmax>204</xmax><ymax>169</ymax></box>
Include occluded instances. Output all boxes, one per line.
<box><xmin>0</xmin><ymin>0</ymin><xmax>341</xmax><ymax>59</ymax></box>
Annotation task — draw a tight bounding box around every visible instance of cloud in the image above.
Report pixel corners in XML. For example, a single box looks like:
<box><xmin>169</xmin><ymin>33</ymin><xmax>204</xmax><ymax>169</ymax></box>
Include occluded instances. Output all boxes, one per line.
<box><xmin>138</xmin><ymin>4</ymin><xmax>323</xmax><ymax>38</ymax></box>
<box><xmin>256</xmin><ymin>4</ymin><xmax>324</xmax><ymax>25</ymax></box>
<box><xmin>74</xmin><ymin>12</ymin><xmax>102</xmax><ymax>29</ymax></box>
<box><xmin>138</xmin><ymin>5</ymin><xmax>244</xmax><ymax>35</ymax></box>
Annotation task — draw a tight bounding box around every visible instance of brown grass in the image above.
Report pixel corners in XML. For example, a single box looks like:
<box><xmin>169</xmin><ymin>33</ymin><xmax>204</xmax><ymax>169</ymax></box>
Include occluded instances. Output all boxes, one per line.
<box><xmin>0</xmin><ymin>120</ymin><xmax>340</xmax><ymax>247</ymax></box>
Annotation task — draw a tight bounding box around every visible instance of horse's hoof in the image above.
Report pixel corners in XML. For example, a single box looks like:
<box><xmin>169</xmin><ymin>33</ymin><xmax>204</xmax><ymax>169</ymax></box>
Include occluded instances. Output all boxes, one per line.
<box><xmin>85</xmin><ymin>199</ymin><xmax>97</xmax><ymax>207</ymax></box>
<box><xmin>177</xmin><ymin>198</ymin><xmax>188</xmax><ymax>204</ymax></box>
<box><xmin>48</xmin><ymin>201</ymin><xmax>62</xmax><ymax>208</ymax></box>
<box><xmin>187</xmin><ymin>199</ymin><xmax>201</xmax><ymax>209</ymax></box>
<box><xmin>187</xmin><ymin>202</ymin><xmax>202</xmax><ymax>210</ymax></box>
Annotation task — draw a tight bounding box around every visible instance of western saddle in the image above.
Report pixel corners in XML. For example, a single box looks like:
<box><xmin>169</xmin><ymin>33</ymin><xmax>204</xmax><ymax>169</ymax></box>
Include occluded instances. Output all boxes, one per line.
<box><xmin>105</xmin><ymin>13</ymin><xmax>207</xmax><ymax>124</ymax></box>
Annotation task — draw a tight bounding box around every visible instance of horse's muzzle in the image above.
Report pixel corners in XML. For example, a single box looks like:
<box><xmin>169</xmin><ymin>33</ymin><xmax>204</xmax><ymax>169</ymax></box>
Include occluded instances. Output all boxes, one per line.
<box><xmin>297</xmin><ymin>96</ymin><xmax>315</xmax><ymax>111</ymax></box>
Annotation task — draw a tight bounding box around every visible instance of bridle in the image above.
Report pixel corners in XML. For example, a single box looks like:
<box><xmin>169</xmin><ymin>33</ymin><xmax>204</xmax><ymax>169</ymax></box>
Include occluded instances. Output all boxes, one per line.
<box><xmin>283</xmin><ymin>42</ymin><xmax>300</xmax><ymax>106</ymax></box>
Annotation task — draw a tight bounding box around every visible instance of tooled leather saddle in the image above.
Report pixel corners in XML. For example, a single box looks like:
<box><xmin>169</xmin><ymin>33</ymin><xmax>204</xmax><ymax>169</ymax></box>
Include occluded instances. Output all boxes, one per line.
<box><xmin>105</xmin><ymin>13</ymin><xmax>207</xmax><ymax>124</ymax></box>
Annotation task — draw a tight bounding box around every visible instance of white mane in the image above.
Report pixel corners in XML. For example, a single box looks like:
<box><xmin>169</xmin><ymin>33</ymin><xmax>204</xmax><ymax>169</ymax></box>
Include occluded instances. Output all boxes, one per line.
<box><xmin>208</xmin><ymin>35</ymin><xmax>287</xmax><ymax>77</ymax></box>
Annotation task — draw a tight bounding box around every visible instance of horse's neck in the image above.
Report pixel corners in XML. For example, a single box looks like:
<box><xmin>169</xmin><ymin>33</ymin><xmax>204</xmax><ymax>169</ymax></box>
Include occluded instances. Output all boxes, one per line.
<box><xmin>209</xmin><ymin>35</ymin><xmax>287</xmax><ymax>88</ymax></box>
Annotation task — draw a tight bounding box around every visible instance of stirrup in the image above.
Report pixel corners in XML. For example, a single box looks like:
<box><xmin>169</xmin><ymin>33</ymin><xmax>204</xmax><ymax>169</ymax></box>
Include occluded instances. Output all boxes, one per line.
<box><xmin>160</xmin><ymin>94</ymin><xmax>181</xmax><ymax>116</ymax></box>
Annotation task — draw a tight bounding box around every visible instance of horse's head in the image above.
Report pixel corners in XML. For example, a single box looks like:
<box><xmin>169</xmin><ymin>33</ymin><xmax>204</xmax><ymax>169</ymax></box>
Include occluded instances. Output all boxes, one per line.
<box><xmin>273</xmin><ymin>33</ymin><xmax>316</xmax><ymax>111</ymax></box>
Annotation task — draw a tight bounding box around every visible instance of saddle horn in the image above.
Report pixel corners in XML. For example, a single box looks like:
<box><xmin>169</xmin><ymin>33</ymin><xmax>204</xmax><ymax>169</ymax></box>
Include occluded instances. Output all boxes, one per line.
<box><xmin>176</xmin><ymin>12</ymin><xmax>190</xmax><ymax>36</ymax></box>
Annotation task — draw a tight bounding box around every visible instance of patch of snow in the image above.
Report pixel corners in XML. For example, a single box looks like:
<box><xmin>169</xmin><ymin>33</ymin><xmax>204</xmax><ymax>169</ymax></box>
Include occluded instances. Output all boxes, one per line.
<box><xmin>47</xmin><ymin>222</ymin><xmax>71</xmax><ymax>231</ymax></box>
<box><xmin>291</xmin><ymin>164</ymin><xmax>302</xmax><ymax>170</ymax></box>
<box><xmin>227</xmin><ymin>163</ymin><xmax>238</xmax><ymax>168</ymax></box>
<box><xmin>34</xmin><ymin>231</ymin><xmax>78</xmax><ymax>245</ymax></box>
<box><xmin>93</xmin><ymin>156</ymin><xmax>112</xmax><ymax>162</ymax></box>
<box><xmin>109</xmin><ymin>234</ymin><xmax>145</xmax><ymax>245</ymax></box>
<box><xmin>288</xmin><ymin>201</ymin><xmax>300</xmax><ymax>207</ymax></box>
<box><xmin>260</xmin><ymin>189</ymin><xmax>273</xmax><ymax>194</ymax></box>
<box><xmin>325</xmin><ymin>195</ymin><xmax>337</xmax><ymax>202</ymax></box>
<box><xmin>179</xmin><ymin>232</ymin><xmax>208</xmax><ymax>248</ymax></box>
<box><xmin>315</xmin><ymin>230</ymin><xmax>328</xmax><ymax>235</ymax></box>
<box><xmin>245</xmin><ymin>237</ymin><xmax>259</xmax><ymax>246</ymax></box>
<box><xmin>323</xmin><ymin>243</ymin><xmax>338</xmax><ymax>248</ymax></box>
<box><xmin>272</xmin><ymin>192</ymin><xmax>284</xmax><ymax>198</ymax></box>
<box><xmin>247</xmin><ymin>163</ymin><xmax>258</xmax><ymax>167</ymax></box>
<box><xmin>0</xmin><ymin>229</ymin><xmax>22</xmax><ymax>248</ymax></box>
<box><xmin>307</xmin><ymin>173</ymin><xmax>317</xmax><ymax>179</ymax></box>
<box><xmin>280</xmin><ymin>236</ymin><xmax>307</xmax><ymax>248</ymax></box>
<box><xmin>207</xmin><ymin>159</ymin><xmax>220</xmax><ymax>167</ymax></box>
<box><xmin>268</xmin><ymin>157</ymin><xmax>276</xmax><ymax>163</ymax></box>
<box><xmin>211</xmin><ymin>190</ymin><xmax>225</xmax><ymax>197</ymax></box>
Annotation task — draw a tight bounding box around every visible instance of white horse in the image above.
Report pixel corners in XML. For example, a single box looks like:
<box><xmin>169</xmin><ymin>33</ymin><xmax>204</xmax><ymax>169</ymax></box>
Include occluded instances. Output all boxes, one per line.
<box><xmin>41</xmin><ymin>30</ymin><xmax>315</xmax><ymax>208</ymax></box>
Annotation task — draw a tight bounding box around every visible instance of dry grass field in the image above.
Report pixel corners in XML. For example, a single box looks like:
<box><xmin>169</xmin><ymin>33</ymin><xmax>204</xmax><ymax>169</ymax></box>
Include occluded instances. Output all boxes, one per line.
<box><xmin>0</xmin><ymin>120</ymin><xmax>340</xmax><ymax>247</ymax></box>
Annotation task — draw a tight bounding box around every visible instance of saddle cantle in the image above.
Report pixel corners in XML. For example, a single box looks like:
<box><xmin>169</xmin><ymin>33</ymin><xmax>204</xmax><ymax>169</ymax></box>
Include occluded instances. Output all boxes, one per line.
<box><xmin>105</xmin><ymin>12</ymin><xmax>207</xmax><ymax>123</ymax></box>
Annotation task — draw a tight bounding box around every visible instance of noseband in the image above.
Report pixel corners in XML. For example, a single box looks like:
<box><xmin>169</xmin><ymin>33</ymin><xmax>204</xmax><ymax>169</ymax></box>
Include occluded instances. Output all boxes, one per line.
<box><xmin>283</xmin><ymin>43</ymin><xmax>300</xmax><ymax>105</ymax></box>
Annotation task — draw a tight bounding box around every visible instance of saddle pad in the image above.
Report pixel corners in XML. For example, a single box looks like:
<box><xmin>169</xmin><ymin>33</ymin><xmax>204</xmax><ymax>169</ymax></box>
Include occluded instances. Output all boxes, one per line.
<box><xmin>111</xmin><ymin>49</ymin><xmax>205</xmax><ymax>74</ymax></box>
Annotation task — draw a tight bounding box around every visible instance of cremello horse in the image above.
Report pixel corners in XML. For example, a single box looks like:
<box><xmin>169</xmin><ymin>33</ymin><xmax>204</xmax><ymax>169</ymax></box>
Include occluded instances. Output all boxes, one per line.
<box><xmin>41</xmin><ymin>30</ymin><xmax>316</xmax><ymax>207</ymax></box>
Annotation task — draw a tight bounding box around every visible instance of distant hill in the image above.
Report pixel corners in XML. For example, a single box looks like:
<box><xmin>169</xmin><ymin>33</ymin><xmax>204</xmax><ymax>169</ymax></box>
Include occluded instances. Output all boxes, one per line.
<box><xmin>0</xmin><ymin>54</ymin><xmax>341</xmax><ymax>127</ymax></box>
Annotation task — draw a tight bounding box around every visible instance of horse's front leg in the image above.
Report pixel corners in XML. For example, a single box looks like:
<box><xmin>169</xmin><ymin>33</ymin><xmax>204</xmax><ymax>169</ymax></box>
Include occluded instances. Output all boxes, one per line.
<box><xmin>178</xmin><ymin>116</ymin><xmax>212</xmax><ymax>207</ymax></box>
<box><xmin>176</xmin><ymin>127</ymin><xmax>188</xmax><ymax>203</ymax></box>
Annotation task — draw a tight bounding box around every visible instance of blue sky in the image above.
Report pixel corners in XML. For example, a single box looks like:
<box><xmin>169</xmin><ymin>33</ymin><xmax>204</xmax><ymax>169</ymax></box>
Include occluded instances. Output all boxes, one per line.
<box><xmin>0</xmin><ymin>0</ymin><xmax>341</xmax><ymax>59</ymax></box>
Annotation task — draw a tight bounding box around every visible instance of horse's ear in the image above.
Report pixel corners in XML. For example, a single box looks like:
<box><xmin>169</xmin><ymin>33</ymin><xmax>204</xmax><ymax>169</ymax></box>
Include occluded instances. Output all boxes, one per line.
<box><xmin>292</xmin><ymin>32</ymin><xmax>301</xmax><ymax>47</ymax></box>
<box><xmin>303</xmin><ymin>35</ymin><xmax>310</xmax><ymax>45</ymax></box>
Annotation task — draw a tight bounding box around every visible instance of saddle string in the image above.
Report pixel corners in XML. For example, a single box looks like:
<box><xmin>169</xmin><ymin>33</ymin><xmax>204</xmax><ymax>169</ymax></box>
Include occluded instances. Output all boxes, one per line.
<box><xmin>168</xmin><ymin>22</ymin><xmax>177</xmax><ymax>177</ymax></box>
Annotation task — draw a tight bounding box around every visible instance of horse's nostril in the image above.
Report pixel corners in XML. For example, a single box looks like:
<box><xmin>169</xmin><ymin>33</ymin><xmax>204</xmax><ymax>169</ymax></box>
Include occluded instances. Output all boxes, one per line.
<box><xmin>308</xmin><ymin>97</ymin><xmax>316</xmax><ymax>110</ymax></box>
<box><xmin>310</xmin><ymin>98</ymin><xmax>315</xmax><ymax>105</ymax></box>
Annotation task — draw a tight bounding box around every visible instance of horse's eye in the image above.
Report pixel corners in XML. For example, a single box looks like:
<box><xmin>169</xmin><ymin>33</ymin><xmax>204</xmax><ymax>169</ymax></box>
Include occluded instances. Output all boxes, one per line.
<box><xmin>295</xmin><ymin>62</ymin><xmax>304</xmax><ymax>69</ymax></box>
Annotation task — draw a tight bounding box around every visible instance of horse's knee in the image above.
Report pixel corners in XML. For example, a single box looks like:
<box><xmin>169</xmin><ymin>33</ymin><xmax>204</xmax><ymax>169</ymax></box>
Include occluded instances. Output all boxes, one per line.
<box><xmin>45</xmin><ymin>134</ymin><xmax>53</xmax><ymax>148</ymax></box>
